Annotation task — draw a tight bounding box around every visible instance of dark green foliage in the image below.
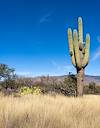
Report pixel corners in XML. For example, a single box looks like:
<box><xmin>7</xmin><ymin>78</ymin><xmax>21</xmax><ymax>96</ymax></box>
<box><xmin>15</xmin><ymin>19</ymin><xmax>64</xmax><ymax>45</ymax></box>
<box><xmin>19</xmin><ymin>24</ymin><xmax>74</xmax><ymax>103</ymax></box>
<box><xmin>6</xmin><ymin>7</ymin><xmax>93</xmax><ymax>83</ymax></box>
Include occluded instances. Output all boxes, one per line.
<box><xmin>89</xmin><ymin>82</ymin><xmax>96</xmax><ymax>91</ymax></box>
<box><xmin>63</xmin><ymin>74</ymin><xmax>77</xmax><ymax>96</ymax></box>
<box><xmin>84</xmin><ymin>82</ymin><xmax>100</xmax><ymax>95</ymax></box>
<box><xmin>0</xmin><ymin>64</ymin><xmax>15</xmax><ymax>79</ymax></box>
<box><xmin>94</xmin><ymin>85</ymin><xmax>100</xmax><ymax>94</ymax></box>
<box><xmin>0</xmin><ymin>64</ymin><xmax>17</xmax><ymax>89</ymax></box>
<box><xmin>84</xmin><ymin>85</ymin><xmax>89</xmax><ymax>94</ymax></box>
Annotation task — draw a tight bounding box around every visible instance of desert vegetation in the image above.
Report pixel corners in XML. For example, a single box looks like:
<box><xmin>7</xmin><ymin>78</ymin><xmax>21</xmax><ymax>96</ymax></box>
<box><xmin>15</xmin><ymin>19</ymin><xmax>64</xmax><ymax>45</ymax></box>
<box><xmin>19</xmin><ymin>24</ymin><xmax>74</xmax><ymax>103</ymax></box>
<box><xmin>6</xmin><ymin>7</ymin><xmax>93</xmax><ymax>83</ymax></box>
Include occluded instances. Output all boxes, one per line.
<box><xmin>0</xmin><ymin>64</ymin><xmax>99</xmax><ymax>128</ymax></box>
<box><xmin>0</xmin><ymin>94</ymin><xmax>100</xmax><ymax>128</ymax></box>
<box><xmin>68</xmin><ymin>17</ymin><xmax>90</xmax><ymax>96</ymax></box>
<box><xmin>0</xmin><ymin>64</ymin><xmax>100</xmax><ymax>96</ymax></box>
<box><xmin>0</xmin><ymin>14</ymin><xmax>99</xmax><ymax>128</ymax></box>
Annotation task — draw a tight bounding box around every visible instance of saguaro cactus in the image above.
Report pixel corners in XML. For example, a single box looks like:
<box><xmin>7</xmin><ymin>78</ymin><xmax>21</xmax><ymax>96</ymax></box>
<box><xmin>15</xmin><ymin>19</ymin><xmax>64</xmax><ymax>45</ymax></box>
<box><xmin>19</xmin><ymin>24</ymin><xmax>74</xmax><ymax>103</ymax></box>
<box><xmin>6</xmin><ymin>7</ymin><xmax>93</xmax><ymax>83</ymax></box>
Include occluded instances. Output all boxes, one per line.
<box><xmin>67</xmin><ymin>17</ymin><xmax>90</xmax><ymax>96</ymax></box>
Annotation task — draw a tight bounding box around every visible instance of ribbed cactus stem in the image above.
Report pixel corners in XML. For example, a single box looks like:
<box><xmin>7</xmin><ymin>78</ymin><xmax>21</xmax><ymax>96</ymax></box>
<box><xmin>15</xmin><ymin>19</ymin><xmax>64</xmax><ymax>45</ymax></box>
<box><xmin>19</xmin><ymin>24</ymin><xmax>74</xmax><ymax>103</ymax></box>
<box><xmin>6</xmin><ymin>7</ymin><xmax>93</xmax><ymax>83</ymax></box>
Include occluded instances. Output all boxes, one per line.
<box><xmin>67</xmin><ymin>28</ymin><xmax>73</xmax><ymax>55</ymax></box>
<box><xmin>73</xmin><ymin>30</ymin><xmax>82</xmax><ymax>69</ymax></box>
<box><xmin>78</xmin><ymin>17</ymin><xmax>83</xmax><ymax>43</ymax></box>
<box><xmin>82</xmin><ymin>34</ymin><xmax>90</xmax><ymax>68</ymax></box>
<box><xmin>68</xmin><ymin>28</ymin><xmax>76</xmax><ymax>67</ymax></box>
<box><xmin>67</xmin><ymin>17</ymin><xmax>90</xmax><ymax>96</ymax></box>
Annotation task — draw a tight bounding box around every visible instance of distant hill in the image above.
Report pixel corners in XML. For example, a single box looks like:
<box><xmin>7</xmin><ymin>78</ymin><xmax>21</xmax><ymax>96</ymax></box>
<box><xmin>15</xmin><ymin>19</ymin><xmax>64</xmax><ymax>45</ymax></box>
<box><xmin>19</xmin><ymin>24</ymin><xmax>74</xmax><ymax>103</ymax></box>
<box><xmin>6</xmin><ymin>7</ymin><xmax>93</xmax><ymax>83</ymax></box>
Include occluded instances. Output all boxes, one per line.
<box><xmin>17</xmin><ymin>75</ymin><xmax>100</xmax><ymax>85</ymax></box>
<box><xmin>60</xmin><ymin>75</ymin><xmax>100</xmax><ymax>85</ymax></box>
<box><xmin>84</xmin><ymin>75</ymin><xmax>100</xmax><ymax>85</ymax></box>
<box><xmin>51</xmin><ymin>75</ymin><xmax>100</xmax><ymax>85</ymax></box>
<box><xmin>57</xmin><ymin>75</ymin><xmax>100</xmax><ymax>85</ymax></box>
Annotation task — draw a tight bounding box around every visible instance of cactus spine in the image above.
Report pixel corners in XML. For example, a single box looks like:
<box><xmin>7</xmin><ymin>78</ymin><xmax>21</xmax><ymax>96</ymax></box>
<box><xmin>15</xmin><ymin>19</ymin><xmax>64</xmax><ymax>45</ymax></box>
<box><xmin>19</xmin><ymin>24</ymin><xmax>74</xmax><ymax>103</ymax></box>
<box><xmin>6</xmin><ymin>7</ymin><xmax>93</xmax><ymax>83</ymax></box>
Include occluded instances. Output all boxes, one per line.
<box><xmin>67</xmin><ymin>17</ymin><xmax>90</xmax><ymax>96</ymax></box>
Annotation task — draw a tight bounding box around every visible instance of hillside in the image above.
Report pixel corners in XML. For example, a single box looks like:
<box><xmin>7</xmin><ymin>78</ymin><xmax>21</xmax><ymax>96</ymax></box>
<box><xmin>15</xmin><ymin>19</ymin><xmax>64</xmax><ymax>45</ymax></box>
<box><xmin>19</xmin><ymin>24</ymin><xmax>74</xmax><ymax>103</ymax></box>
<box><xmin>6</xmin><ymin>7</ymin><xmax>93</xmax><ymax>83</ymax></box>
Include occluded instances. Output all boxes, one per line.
<box><xmin>22</xmin><ymin>75</ymin><xmax>100</xmax><ymax>85</ymax></box>
<box><xmin>57</xmin><ymin>75</ymin><xmax>100</xmax><ymax>85</ymax></box>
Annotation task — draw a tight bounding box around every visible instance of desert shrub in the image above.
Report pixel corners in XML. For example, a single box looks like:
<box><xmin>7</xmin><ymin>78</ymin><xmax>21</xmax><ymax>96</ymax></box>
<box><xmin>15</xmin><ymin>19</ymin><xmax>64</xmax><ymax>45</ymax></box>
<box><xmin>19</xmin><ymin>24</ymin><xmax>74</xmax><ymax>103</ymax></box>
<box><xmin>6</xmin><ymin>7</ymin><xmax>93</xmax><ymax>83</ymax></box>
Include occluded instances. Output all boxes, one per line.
<box><xmin>62</xmin><ymin>74</ymin><xmax>77</xmax><ymax>96</ymax></box>
<box><xmin>15</xmin><ymin>77</ymin><xmax>34</xmax><ymax>88</ymax></box>
<box><xmin>89</xmin><ymin>82</ymin><xmax>96</xmax><ymax>93</ymax></box>
<box><xmin>84</xmin><ymin>84</ymin><xmax>96</xmax><ymax>94</ymax></box>
<box><xmin>19</xmin><ymin>86</ymin><xmax>42</xmax><ymax>96</ymax></box>
<box><xmin>32</xmin><ymin>86</ymin><xmax>42</xmax><ymax>95</ymax></box>
<box><xmin>41</xmin><ymin>83</ymin><xmax>56</xmax><ymax>94</ymax></box>
<box><xmin>84</xmin><ymin>85</ymin><xmax>89</xmax><ymax>94</ymax></box>
<box><xmin>84</xmin><ymin>83</ymin><xmax>100</xmax><ymax>95</ymax></box>
<box><xmin>19</xmin><ymin>86</ymin><xmax>33</xmax><ymax>95</ymax></box>
<box><xmin>0</xmin><ymin>79</ymin><xmax>18</xmax><ymax>89</ymax></box>
<box><xmin>16</xmin><ymin>75</ymin><xmax>77</xmax><ymax>96</ymax></box>
<box><xmin>95</xmin><ymin>85</ymin><xmax>100</xmax><ymax>94</ymax></box>
<box><xmin>38</xmin><ymin>74</ymin><xmax>77</xmax><ymax>96</ymax></box>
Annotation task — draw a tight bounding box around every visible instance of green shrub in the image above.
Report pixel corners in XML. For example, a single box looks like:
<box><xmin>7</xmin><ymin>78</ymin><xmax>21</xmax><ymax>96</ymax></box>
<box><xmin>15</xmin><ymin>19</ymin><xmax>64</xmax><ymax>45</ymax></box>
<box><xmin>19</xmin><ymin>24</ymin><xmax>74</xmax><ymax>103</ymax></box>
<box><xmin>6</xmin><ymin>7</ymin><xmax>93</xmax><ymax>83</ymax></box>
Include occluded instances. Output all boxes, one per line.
<box><xmin>63</xmin><ymin>74</ymin><xmax>77</xmax><ymax>96</ymax></box>
<box><xmin>19</xmin><ymin>86</ymin><xmax>42</xmax><ymax>96</ymax></box>
<box><xmin>95</xmin><ymin>85</ymin><xmax>100</xmax><ymax>94</ymax></box>
<box><xmin>89</xmin><ymin>82</ymin><xmax>96</xmax><ymax>93</ymax></box>
<box><xmin>84</xmin><ymin>85</ymin><xmax>89</xmax><ymax>94</ymax></box>
<box><xmin>33</xmin><ymin>86</ymin><xmax>42</xmax><ymax>95</ymax></box>
<box><xmin>19</xmin><ymin>86</ymin><xmax>33</xmax><ymax>95</ymax></box>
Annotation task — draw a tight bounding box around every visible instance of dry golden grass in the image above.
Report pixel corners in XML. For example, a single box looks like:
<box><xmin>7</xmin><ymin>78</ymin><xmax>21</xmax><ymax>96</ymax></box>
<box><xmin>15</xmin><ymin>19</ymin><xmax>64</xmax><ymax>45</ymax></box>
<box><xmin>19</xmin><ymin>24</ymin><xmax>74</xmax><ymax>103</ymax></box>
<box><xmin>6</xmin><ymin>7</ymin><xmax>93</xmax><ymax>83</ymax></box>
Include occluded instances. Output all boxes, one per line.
<box><xmin>0</xmin><ymin>94</ymin><xmax>100</xmax><ymax>128</ymax></box>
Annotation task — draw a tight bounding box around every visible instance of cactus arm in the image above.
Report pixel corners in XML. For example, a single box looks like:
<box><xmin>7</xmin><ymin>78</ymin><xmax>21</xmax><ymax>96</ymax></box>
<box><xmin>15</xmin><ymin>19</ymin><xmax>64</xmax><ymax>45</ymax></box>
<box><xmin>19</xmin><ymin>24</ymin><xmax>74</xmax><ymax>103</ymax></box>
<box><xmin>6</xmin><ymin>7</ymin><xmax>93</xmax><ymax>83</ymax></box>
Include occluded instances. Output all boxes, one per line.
<box><xmin>67</xmin><ymin>28</ymin><xmax>74</xmax><ymax>55</ymax></box>
<box><xmin>78</xmin><ymin>17</ymin><xmax>84</xmax><ymax>51</ymax></box>
<box><xmin>67</xmin><ymin>28</ymin><xmax>76</xmax><ymax>66</ymax></box>
<box><xmin>73</xmin><ymin>30</ymin><xmax>82</xmax><ymax>69</ymax></box>
<box><xmin>78</xmin><ymin>17</ymin><xmax>83</xmax><ymax>43</ymax></box>
<box><xmin>82</xmin><ymin>34</ymin><xmax>90</xmax><ymax>68</ymax></box>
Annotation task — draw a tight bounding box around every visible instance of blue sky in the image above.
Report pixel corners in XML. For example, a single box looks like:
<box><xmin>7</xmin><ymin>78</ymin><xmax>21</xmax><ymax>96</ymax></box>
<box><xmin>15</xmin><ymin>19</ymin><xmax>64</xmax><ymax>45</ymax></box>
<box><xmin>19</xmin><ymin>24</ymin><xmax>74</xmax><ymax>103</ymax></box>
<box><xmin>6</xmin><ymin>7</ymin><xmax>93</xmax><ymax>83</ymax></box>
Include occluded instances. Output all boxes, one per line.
<box><xmin>0</xmin><ymin>0</ymin><xmax>100</xmax><ymax>76</ymax></box>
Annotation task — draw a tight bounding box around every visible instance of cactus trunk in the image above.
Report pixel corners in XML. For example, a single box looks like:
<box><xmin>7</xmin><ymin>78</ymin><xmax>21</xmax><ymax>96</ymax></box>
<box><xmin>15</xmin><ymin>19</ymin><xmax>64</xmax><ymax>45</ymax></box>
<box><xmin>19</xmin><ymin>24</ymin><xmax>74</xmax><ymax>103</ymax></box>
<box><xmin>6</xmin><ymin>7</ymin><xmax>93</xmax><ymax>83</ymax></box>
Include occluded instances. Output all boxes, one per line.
<box><xmin>77</xmin><ymin>68</ymin><xmax>84</xmax><ymax>96</ymax></box>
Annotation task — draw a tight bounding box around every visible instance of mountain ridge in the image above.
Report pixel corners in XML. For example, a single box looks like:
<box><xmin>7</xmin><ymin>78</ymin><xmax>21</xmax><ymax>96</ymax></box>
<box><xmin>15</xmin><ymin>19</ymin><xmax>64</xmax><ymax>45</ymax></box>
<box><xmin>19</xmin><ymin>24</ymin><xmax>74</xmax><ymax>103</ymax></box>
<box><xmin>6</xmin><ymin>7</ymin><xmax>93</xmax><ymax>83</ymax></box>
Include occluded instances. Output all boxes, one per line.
<box><xmin>18</xmin><ymin>75</ymin><xmax>100</xmax><ymax>85</ymax></box>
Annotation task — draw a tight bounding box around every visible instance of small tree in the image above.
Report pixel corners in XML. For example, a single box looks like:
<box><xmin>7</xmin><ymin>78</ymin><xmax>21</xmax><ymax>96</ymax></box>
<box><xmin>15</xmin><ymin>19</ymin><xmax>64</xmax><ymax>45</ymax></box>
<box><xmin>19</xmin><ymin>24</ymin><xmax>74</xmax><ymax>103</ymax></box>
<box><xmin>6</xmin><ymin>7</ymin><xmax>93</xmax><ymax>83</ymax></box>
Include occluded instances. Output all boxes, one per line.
<box><xmin>0</xmin><ymin>64</ymin><xmax>17</xmax><ymax>89</ymax></box>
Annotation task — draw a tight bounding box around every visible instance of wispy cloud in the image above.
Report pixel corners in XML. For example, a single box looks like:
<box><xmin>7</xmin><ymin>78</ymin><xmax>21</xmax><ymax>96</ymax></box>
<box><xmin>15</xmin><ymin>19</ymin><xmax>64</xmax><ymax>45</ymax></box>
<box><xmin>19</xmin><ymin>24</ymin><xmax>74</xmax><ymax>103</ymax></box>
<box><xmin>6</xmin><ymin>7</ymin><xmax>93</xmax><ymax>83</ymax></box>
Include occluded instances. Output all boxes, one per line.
<box><xmin>92</xmin><ymin>47</ymin><xmax>100</xmax><ymax>61</ymax></box>
<box><xmin>39</xmin><ymin>13</ymin><xmax>51</xmax><ymax>24</ymax></box>
<box><xmin>51</xmin><ymin>60</ymin><xmax>73</xmax><ymax>73</ymax></box>
<box><xmin>16</xmin><ymin>71</ymin><xmax>33</xmax><ymax>77</ymax></box>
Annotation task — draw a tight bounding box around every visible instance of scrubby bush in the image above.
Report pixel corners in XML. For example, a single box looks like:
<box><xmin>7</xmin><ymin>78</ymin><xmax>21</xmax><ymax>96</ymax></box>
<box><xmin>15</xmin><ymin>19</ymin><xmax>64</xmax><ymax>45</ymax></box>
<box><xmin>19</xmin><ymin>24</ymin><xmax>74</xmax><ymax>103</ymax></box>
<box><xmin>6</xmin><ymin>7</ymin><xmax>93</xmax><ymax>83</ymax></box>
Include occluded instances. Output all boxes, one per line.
<box><xmin>19</xmin><ymin>86</ymin><xmax>42</xmax><ymax>96</ymax></box>
<box><xmin>33</xmin><ymin>86</ymin><xmax>42</xmax><ymax>95</ymax></box>
<box><xmin>84</xmin><ymin>85</ymin><xmax>89</xmax><ymax>94</ymax></box>
<box><xmin>61</xmin><ymin>74</ymin><xmax>77</xmax><ymax>96</ymax></box>
<box><xmin>94</xmin><ymin>85</ymin><xmax>100</xmax><ymax>94</ymax></box>
<box><xmin>84</xmin><ymin>83</ymin><xmax>100</xmax><ymax>95</ymax></box>
<box><xmin>33</xmin><ymin>74</ymin><xmax>77</xmax><ymax>96</ymax></box>
<box><xmin>89</xmin><ymin>82</ymin><xmax>96</xmax><ymax>93</ymax></box>
<box><xmin>19</xmin><ymin>87</ymin><xmax>33</xmax><ymax>95</ymax></box>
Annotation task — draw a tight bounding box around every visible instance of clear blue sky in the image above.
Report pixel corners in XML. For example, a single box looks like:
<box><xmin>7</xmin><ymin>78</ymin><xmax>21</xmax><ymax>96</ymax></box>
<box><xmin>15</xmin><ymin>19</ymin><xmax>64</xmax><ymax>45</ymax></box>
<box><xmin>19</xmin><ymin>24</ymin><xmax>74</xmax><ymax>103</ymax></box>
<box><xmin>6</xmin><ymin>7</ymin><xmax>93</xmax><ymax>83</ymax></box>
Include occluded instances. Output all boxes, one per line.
<box><xmin>0</xmin><ymin>0</ymin><xmax>100</xmax><ymax>76</ymax></box>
